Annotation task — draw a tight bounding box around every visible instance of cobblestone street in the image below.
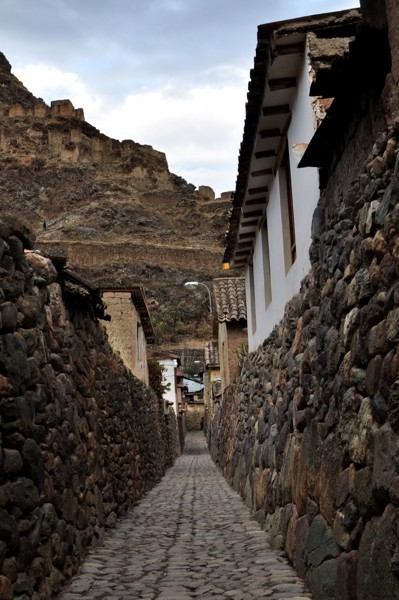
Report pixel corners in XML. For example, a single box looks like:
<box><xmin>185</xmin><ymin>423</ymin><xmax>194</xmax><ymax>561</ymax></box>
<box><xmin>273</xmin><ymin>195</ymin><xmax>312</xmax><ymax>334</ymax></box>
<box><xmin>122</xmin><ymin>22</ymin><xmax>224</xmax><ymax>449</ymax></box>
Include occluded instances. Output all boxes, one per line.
<box><xmin>58</xmin><ymin>433</ymin><xmax>312</xmax><ymax>600</ymax></box>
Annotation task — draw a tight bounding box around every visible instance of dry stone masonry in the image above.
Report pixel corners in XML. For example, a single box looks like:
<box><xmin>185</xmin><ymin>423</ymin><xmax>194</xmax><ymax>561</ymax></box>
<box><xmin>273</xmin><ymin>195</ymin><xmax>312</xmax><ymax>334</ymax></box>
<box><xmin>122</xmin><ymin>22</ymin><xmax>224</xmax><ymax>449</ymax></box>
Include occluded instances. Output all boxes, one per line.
<box><xmin>211</xmin><ymin>119</ymin><xmax>399</xmax><ymax>599</ymax></box>
<box><xmin>0</xmin><ymin>216</ymin><xmax>179</xmax><ymax>600</ymax></box>
<box><xmin>210</xmin><ymin>5</ymin><xmax>399</xmax><ymax>600</ymax></box>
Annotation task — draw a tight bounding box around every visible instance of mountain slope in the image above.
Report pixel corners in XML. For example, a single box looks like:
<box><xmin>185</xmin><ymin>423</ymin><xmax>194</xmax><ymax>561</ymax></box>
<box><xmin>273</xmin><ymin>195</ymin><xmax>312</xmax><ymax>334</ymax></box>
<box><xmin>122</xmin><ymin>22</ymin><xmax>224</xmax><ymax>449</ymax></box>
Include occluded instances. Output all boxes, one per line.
<box><xmin>0</xmin><ymin>52</ymin><xmax>234</xmax><ymax>347</ymax></box>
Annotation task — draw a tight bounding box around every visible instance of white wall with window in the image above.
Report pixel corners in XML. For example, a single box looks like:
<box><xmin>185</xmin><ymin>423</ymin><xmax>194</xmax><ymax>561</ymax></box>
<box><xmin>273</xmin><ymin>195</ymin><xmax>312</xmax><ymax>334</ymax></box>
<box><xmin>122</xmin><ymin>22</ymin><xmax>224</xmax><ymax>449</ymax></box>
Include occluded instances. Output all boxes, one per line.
<box><xmin>246</xmin><ymin>52</ymin><xmax>321</xmax><ymax>351</ymax></box>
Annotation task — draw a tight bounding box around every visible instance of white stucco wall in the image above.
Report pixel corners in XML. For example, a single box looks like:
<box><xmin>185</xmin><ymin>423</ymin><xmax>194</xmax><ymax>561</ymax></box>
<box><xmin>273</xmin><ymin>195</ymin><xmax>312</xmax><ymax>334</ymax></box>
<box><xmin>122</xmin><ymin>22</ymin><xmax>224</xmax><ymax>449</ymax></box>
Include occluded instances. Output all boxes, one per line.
<box><xmin>247</xmin><ymin>50</ymin><xmax>320</xmax><ymax>351</ymax></box>
<box><xmin>158</xmin><ymin>358</ymin><xmax>178</xmax><ymax>414</ymax></box>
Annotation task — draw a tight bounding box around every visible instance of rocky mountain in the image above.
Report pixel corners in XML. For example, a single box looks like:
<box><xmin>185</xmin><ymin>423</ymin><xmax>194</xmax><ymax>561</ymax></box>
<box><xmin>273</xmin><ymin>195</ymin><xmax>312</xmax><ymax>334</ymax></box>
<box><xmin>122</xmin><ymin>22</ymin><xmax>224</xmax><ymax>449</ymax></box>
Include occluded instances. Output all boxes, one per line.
<box><xmin>0</xmin><ymin>52</ymin><xmax>235</xmax><ymax>349</ymax></box>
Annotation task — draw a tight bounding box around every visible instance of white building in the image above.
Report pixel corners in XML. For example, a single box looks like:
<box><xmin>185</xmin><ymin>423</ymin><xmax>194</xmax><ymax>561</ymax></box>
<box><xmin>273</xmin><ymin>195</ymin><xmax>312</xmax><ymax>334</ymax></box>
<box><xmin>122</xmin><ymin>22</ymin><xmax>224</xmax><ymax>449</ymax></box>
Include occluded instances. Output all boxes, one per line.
<box><xmin>156</xmin><ymin>354</ymin><xmax>179</xmax><ymax>414</ymax></box>
<box><xmin>223</xmin><ymin>9</ymin><xmax>361</xmax><ymax>351</ymax></box>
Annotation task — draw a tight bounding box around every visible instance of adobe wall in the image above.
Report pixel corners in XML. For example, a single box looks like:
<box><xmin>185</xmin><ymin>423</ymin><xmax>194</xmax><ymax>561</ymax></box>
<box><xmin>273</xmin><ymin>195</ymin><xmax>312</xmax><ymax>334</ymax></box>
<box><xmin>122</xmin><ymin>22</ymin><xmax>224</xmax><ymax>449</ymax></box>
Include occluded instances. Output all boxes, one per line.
<box><xmin>210</xmin><ymin>18</ymin><xmax>399</xmax><ymax>600</ymax></box>
<box><xmin>0</xmin><ymin>217</ymin><xmax>179</xmax><ymax>599</ymax></box>
<box><xmin>219</xmin><ymin>323</ymin><xmax>247</xmax><ymax>392</ymax></box>
<box><xmin>102</xmin><ymin>291</ymin><xmax>149</xmax><ymax>385</ymax></box>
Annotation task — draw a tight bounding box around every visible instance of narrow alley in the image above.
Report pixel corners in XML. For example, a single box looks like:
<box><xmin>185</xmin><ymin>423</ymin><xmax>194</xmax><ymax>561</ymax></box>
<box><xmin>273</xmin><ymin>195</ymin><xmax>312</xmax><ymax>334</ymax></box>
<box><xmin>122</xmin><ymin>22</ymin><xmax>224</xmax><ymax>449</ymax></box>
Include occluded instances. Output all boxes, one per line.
<box><xmin>57</xmin><ymin>433</ymin><xmax>311</xmax><ymax>600</ymax></box>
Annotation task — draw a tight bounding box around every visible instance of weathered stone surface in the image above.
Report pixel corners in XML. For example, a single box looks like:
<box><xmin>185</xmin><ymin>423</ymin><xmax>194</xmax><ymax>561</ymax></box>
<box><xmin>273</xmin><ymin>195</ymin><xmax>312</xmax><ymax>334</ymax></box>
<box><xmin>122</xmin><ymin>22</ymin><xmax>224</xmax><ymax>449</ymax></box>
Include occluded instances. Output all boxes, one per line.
<box><xmin>0</xmin><ymin>575</ymin><xmax>13</xmax><ymax>600</ymax></box>
<box><xmin>372</xmin><ymin>422</ymin><xmax>397</xmax><ymax>502</ymax></box>
<box><xmin>306</xmin><ymin>558</ymin><xmax>336</xmax><ymax>600</ymax></box>
<box><xmin>0</xmin><ymin>219</ymin><xmax>179</xmax><ymax>599</ymax></box>
<box><xmin>357</xmin><ymin>505</ymin><xmax>399</xmax><ymax>599</ymax></box>
<box><xmin>335</xmin><ymin>551</ymin><xmax>357</xmax><ymax>600</ymax></box>
<box><xmin>304</xmin><ymin>514</ymin><xmax>340</xmax><ymax>569</ymax></box>
<box><xmin>210</xmin><ymin>104</ymin><xmax>399</xmax><ymax>599</ymax></box>
<box><xmin>0</xmin><ymin>302</ymin><xmax>18</xmax><ymax>333</ymax></box>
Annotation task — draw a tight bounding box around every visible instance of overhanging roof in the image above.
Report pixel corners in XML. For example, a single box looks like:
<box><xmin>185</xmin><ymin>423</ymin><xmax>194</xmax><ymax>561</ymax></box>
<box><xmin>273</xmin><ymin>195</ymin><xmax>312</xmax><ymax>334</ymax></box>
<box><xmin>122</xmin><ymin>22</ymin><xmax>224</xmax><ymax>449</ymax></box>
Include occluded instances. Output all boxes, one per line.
<box><xmin>223</xmin><ymin>8</ymin><xmax>362</xmax><ymax>268</ymax></box>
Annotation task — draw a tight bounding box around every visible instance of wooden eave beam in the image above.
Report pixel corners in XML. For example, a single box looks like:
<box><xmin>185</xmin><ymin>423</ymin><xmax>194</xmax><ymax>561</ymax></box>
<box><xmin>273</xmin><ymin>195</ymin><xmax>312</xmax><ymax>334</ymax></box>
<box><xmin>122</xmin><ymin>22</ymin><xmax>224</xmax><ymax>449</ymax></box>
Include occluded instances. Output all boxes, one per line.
<box><xmin>238</xmin><ymin>231</ymin><xmax>256</xmax><ymax>239</ymax></box>
<box><xmin>260</xmin><ymin>128</ymin><xmax>281</xmax><ymax>139</ymax></box>
<box><xmin>248</xmin><ymin>186</ymin><xmax>268</xmax><ymax>195</ymax></box>
<box><xmin>255</xmin><ymin>149</ymin><xmax>276</xmax><ymax>159</ymax></box>
<box><xmin>251</xmin><ymin>168</ymin><xmax>273</xmax><ymax>177</ymax></box>
<box><xmin>275</xmin><ymin>42</ymin><xmax>304</xmax><ymax>56</ymax></box>
<box><xmin>242</xmin><ymin>209</ymin><xmax>263</xmax><ymax>220</ymax></box>
<box><xmin>241</xmin><ymin>219</ymin><xmax>259</xmax><ymax>228</ymax></box>
<box><xmin>245</xmin><ymin>197</ymin><xmax>267</xmax><ymax>206</ymax></box>
<box><xmin>262</xmin><ymin>104</ymin><xmax>290</xmax><ymax>116</ymax></box>
<box><xmin>268</xmin><ymin>77</ymin><xmax>296</xmax><ymax>91</ymax></box>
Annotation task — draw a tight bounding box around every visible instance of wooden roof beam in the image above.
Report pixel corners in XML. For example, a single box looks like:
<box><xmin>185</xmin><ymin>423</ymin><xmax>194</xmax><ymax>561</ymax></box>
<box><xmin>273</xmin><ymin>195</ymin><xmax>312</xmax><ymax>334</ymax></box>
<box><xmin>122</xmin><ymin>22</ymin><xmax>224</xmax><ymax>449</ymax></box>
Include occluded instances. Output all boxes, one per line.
<box><xmin>251</xmin><ymin>168</ymin><xmax>273</xmax><ymax>177</ymax></box>
<box><xmin>241</xmin><ymin>219</ymin><xmax>259</xmax><ymax>228</ymax></box>
<box><xmin>268</xmin><ymin>77</ymin><xmax>296</xmax><ymax>91</ymax></box>
<box><xmin>245</xmin><ymin>197</ymin><xmax>267</xmax><ymax>206</ymax></box>
<box><xmin>255</xmin><ymin>149</ymin><xmax>276</xmax><ymax>159</ymax></box>
<box><xmin>248</xmin><ymin>185</ymin><xmax>268</xmax><ymax>195</ymax></box>
<box><xmin>259</xmin><ymin>128</ymin><xmax>281</xmax><ymax>139</ymax></box>
<box><xmin>262</xmin><ymin>104</ymin><xmax>290</xmax><ymax>116</ymax></box>
<box><xmin>275</xmin><ymin>42</ymin><xmax>304</xmax><ymax>56</ymax></box>
<box><xmin>242</xmin><ymin>209</ymin><xmax>263</xmax><ymax>220</ymax></box>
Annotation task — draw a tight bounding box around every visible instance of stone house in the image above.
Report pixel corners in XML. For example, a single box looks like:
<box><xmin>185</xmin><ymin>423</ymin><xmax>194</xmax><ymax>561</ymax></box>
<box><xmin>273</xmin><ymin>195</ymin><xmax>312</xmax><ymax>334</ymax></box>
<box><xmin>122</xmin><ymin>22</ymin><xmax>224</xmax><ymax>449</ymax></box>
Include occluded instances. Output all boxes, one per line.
<box><xmin>223</xmin><ymin>8</ymin><xmax>362</xmax><ymax>351</ymax></box>
<box><xmin>154</xmin><ymin>353</ymin><xmax>180</xmax><ymax>415</ymax></box>
<box><xmin>213</xmin><ymin>277</ymin><xmax>247</xmax><ymax>392</ymax></box>
<box><xmin>102</xmin><ymin>287</ymin><xmax>154</xmax><ymax>385</ymax></box>
<box><xmin>211</xmin><ymin>2</ymin><xmax>399</xmax><ymax>598</ymax></box>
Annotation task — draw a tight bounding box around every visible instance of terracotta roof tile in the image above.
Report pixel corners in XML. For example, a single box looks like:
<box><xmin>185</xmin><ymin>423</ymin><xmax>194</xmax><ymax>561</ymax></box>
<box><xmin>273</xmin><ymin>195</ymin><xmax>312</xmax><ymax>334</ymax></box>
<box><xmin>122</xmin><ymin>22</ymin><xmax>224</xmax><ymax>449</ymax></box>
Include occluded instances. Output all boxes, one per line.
<box><xmin>205</xmin><ymin>341</ymin><xmax>219</xmax><ymax>367</ymax></box>
<box><xmin>213</xmin><ymin>277</ymin><xmax>247</xmax><ymax>323</ymax></box>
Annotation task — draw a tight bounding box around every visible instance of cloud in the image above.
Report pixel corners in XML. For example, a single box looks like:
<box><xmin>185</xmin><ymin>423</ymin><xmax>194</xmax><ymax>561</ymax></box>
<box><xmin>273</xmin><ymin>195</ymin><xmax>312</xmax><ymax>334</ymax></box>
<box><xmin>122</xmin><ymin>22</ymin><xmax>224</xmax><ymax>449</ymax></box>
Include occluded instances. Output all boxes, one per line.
<box><xmin>94</xmin><ymin>75</ymin><xmax>248</xmax><ymax>192</ymax></box>
<box><xmin>13</xmin><ymin>62</ymin><xmax>246</xmax><ymax>195</ymax></box>
<box><xmin>7</xmin><ymin>0</ymin><xmax>360</xmax><ymax>195</ymax></box>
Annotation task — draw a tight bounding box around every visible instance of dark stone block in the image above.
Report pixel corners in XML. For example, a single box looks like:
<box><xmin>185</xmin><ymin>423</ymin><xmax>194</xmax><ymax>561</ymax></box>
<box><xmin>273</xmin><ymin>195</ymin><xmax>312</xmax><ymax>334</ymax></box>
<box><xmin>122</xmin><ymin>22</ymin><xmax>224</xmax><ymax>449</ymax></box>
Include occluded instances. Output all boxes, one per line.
<box><xmin>366</xmin><ymin>355</ymin><xmax>383</xmax><ymax>396</ymax></box>
<box><xmin>0</xmin><ymin>509</ymin><xmax>19</xmax><ymax>549</ymax></box>
<box><xmin>295</xmin><ymin>514</ymin><xmax>309</xmax><ymax>579</ymax></box>
<box><xmin>353</xmin><ymin>467</ymin><xmax>376</xmax><ymax>518</ymax></box>
<box><xmin>0</xmin><ymin>216</ymin><xmax>35</xmax><ymax>249</ymax></box>
<box><xmin>357</xmin><ymin>506</ymin><xmax>399</xmax><ymax>599</ymax></box>
<box><xmin>305</xmin><ymin>514</ymin><xmax>340</xmax><ymax>568</ymax></box>
<box><xmin>372</xmin><ymin>423</ymin><xmax>397</xmax><ymax>504</ymax></box>
<box><xmin>3</xmin><ymin>448</ymin><xmax>23</xmax><ymax>475</ymax></box>
<box><xmin>306</xmin><ymin>557</ymin><xmax>337</xmax><ymax>600</ymax></box>
<box><xmin>370</xmin><ymin>391</ymin><xmax>388</xmax><ymax>424</ymax></box>
<box><xmin>22</xmin><ymin>439</ymin><xmax>45</xmax><ymax>489</ymax></box>
<box><xmin>335</xmin><ymin>551</ymin><xmax>358</xmax><ymax>600</ymax></box>
<box><xmin>0</xmin><ymin>302</ymin><xmax>18</xmax><ymax>333</ymax></box>
<box><xmin>343</xmin><ymin>503</ymin><xmax>359</xmax><ymax>530</ymax></box>
<box><xmin>16</xmin><ymin>295</ymin><xmax>41</xmax><ymax>328</ymax></box>
<box><xmin>388</xmin><ymin>380</ymin><xmax>399</xmax><ymax>432</ymax></box>
<box><xmin>9</xmin><ymin>478</ymin><xmax>39</xmax><ymax>512</ymax></box>
<box><xmin>16</xmin><ymin>537</ymin><xmax>35</xmax><ymax>572</ymax></box>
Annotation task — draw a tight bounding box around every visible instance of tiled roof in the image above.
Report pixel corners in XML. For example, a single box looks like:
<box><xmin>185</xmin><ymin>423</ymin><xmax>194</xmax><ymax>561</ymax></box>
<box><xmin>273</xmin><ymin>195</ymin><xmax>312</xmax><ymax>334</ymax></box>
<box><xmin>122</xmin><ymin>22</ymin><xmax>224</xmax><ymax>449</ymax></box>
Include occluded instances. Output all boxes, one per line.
<box><xmin>213</xmin><ymin>277</ymin><xmax>247</xmax><ymax>323</ymax></box>
<box><xmin>205</xmin><ymin>341</ymin><xmax>219</xmax><ymax>367</ymax></box>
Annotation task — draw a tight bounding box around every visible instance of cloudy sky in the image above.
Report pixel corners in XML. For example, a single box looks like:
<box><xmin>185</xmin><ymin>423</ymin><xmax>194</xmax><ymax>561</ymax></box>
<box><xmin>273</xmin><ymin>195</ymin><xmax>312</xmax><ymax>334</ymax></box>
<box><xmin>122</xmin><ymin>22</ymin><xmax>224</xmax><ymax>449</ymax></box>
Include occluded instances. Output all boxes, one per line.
<box><xmin>1</xmin><ymin>0</ymin><xmax>359</xmax><ymax>196</ymax></box>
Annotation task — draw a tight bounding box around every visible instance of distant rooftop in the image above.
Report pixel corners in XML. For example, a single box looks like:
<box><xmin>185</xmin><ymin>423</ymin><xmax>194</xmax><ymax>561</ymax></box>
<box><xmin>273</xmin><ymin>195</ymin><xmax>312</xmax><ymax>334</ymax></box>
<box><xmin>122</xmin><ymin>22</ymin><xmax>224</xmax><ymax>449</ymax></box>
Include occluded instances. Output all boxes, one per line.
<box><xmin>205</xmin><ymin>341</ymin><xmax>220</xmax><ymax>367</ymax></box>
<box><xmin>213</xmin><ymin>277</ymin><xmax>247</xmax><ymax>323</ymax></box>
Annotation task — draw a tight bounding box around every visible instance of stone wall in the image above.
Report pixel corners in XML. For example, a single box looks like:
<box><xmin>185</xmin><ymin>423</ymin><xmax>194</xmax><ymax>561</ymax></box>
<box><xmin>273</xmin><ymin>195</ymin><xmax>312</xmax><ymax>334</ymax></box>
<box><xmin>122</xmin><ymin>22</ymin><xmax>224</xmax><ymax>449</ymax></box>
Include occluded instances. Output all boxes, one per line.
<box><xmin>210</xmin><ymin>13</ymin><xmax>399</xmax><ymax>600</ymax></box>
<box><xmin>0</xmin><ymin>216</ymin><xmax>178</xmax><ymax>600</ymax></box>
<box><xmin>186</xmin><ymin>402</ymin><xmax>205</xmax><ymax>431</ymax></box>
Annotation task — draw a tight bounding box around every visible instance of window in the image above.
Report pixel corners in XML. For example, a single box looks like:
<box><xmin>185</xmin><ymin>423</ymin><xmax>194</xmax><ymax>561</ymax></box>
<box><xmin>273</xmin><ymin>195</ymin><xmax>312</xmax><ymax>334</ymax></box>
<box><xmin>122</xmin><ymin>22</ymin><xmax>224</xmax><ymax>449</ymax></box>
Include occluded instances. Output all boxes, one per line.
<box><xmin>249</xmin><ymin>264</ymin><xmax>257</xmax><ymax>334</ymax></box>
<box><xmin>261</xmin><ymin>220</ymin><xmax>272</xmax><ymax>307</ymax></box>
<box><xmin>280</xmin><ymin>143</ymin><xmax>296</xmax><ymax>272</ymax></box>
